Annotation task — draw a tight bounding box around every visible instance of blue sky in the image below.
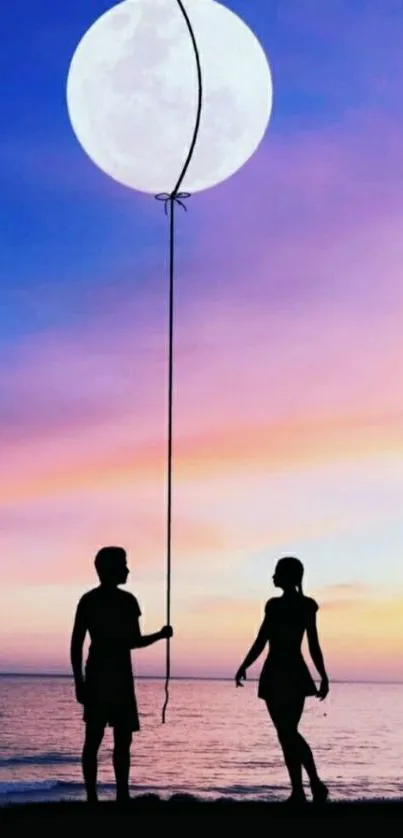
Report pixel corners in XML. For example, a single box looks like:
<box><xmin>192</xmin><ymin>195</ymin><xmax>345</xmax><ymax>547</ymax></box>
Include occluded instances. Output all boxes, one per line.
<box><xmin>1</xmin><ymin>0</ymin><xmax>403</xmax><ymax>676</ymax></box>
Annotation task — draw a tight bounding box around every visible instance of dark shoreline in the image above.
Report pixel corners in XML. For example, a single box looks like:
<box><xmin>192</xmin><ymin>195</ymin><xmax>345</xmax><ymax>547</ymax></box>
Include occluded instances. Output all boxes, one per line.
<box><xmin>2</xmin><ymin>673</ymin><xmax>403</xmax><ymax>684</ymax></box>
<box><xmin>2</xmin><ymin>797</ymin><xmax>403</xmax><ymax>829</ymax></box>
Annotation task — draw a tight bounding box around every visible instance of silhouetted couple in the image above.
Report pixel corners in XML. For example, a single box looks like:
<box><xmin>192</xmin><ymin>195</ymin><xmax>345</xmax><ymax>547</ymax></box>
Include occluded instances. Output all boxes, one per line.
<box><xmin>71</xmin><ymin>548</ymin><xmax>329</xmax><ymax>806</ymax></box>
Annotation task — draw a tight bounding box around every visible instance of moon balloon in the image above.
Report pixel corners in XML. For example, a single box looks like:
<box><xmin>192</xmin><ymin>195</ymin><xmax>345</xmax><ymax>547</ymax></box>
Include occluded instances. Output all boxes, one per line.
<box><xmin>66</xmin><ymin>0</ymin><xmax>273</xmax><ymax>194</ymax></box>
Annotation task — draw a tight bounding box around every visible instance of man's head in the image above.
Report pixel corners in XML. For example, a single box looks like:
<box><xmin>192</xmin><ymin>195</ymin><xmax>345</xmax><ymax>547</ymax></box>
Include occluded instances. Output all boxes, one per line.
<box><xmin>94</xmin><ymin>546</ymin><xmax>129</xmax><ymax>586</ymax></box>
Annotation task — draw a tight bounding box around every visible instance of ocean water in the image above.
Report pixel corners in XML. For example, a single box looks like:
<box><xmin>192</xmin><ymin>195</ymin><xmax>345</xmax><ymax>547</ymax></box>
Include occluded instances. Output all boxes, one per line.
<box><xmin>1</xmin><ymin>676</ymin><xmax>403</xmax><ymax>806</ymax></box>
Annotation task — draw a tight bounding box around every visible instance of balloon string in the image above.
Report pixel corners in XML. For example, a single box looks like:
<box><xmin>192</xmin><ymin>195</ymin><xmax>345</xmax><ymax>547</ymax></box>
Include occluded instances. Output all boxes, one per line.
<box><xmin>155</xmin><ymin>0</ymin><xmax>203</xmax><ymax>725</ymax></box>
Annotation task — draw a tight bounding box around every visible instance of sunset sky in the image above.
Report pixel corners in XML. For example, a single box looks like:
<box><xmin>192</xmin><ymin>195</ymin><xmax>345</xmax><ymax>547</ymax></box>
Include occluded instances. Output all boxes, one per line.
<box><xmin>1</xmin><ymin>0</ymin><xmax>403</xmax><ymax>681</ymax></box>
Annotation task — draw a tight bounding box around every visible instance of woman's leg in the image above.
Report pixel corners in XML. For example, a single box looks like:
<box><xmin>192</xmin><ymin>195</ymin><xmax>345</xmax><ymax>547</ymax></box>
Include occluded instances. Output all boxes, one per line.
<box><xmin>292</xmin><ymin>704</ymin><xmax>328</xmax><ymax>799</ymax></box>
<box><xmin>296</xmin><ymin>730</ymin><xmax>320</xmax><ymax>785</ymax></box>
<box><xmin>266</xmin><ymin>698</ymin><xmax>306</xmax><ymax>799</ymax></box>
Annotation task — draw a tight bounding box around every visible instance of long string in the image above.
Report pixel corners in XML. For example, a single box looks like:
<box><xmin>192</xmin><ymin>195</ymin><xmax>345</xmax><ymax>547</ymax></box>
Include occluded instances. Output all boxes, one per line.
<box><xmin>155</xmin><ymin>0</ymin><xmax>203</xmax><ymax>725</ymax></box>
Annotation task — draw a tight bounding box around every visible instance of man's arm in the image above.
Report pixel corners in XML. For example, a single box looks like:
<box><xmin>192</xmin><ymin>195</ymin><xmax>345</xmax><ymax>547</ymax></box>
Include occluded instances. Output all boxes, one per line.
<box><xmin>128</xmin><ymin>616</ymin><xmax>166</xmax><ymax>648</ymax></box>
<box><xmin>70</xmin><ymin>598</ymin><xmax>87</xmax><ymax>687</ymax></box>
<box><xmin>128</xmin><ymin>598</ymin><xmax>171</xmax><ymax>648</ymax></box>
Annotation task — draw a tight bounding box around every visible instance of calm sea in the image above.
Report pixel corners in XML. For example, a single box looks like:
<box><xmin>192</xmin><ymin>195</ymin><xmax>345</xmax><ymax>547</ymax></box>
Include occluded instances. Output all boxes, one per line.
<box><xmin>1</xmin><ymin>676</ymin><xmax>403</xmax><ymax>805</ymax></box>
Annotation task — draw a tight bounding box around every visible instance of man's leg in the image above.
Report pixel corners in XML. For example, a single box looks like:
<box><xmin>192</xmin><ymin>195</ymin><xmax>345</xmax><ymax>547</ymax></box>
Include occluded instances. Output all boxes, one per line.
<box><xmin>82</xmin><ymin>720</ymin><xmax>105</xmax><ymax>803</ymax></box>
<box><xmin>113</xmin><ymin>725</ymin><xmax>133</xmax><ymax>802</ymax></box>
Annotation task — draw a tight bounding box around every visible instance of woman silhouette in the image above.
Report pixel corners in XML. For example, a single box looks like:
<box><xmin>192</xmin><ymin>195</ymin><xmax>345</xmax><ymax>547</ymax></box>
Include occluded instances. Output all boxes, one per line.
<box><xmin>235</xmin><ymin>556</ymin><xmax>329</xmax><ymax>804</ymax></box>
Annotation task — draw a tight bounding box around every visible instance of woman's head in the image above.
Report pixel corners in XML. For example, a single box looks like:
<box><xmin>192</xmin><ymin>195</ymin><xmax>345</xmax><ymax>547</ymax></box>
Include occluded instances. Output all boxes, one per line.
<box><xmin>94</xmin><ymin>546</ymin><xmax>129</xmax><ymax>586</ymax></box>
<box><xmin>273</xmin><ymin>556</ymin><xmax>304</xmax><ymax>594</ymax></box>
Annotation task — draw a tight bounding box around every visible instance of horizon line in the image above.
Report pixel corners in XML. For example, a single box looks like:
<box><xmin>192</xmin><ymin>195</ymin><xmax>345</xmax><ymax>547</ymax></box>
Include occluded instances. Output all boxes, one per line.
<box><xmin>1</xmin><ymin>672</ymin><xmax>403</xmax><ymax>685</ymax></box>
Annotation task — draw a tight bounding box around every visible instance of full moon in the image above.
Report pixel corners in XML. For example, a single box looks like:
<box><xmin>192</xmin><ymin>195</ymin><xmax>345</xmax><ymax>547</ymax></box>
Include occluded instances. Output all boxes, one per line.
<box><xmin>66</xmin><ymin>0</ymin><xmax>273</xmax><ymax>195</ymax></box>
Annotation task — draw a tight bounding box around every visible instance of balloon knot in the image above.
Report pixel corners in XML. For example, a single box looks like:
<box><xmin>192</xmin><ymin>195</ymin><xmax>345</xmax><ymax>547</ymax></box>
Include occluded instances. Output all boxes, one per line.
<box><xmin>155</xmin><ymin>192</ymin><xmax>191</xmax><ymax>214</ymax></box>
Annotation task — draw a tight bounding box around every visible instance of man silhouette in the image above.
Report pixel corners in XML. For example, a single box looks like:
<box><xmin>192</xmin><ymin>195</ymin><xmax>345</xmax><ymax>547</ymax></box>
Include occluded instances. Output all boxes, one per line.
<box><xmin>70</xmin><ymin>545</ymin><xmax>173</xmax><ymax>804</ymax></box>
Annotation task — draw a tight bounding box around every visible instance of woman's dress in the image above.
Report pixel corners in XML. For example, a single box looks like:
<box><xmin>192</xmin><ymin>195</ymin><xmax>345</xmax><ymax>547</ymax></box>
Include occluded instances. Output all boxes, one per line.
<box><xmin>258</xmin><ymin>594</ymin><xmax>318</xmax><ymax>703</ymax></box>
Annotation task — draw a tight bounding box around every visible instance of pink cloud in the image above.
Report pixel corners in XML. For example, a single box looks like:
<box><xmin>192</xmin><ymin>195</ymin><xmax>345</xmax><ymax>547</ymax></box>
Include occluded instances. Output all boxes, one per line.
<box><xmin>2</xmin><ymin>99</ymin><xmax>403</xmax><ymax>674</ymax></box>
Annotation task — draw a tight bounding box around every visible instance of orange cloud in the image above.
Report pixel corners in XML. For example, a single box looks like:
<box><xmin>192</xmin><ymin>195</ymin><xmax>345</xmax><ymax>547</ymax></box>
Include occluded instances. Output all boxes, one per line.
<box><xmin>2</xmin><ymin>412</ymin><xmax>403</xmax><ymax>515</ymax></box>
<box><xmin>2</xmin><ymin>586</ymin><xmax>403</xmax><ymax>681</ymax></box>
<box><xmin>314</xmin><ymin>583</ymin><xmax>370</xmax><ymax>599</ymax></box>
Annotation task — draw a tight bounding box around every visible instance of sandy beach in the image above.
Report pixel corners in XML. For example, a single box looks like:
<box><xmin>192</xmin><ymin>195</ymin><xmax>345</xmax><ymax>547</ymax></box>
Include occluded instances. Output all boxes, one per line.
<box><xmin>2</xmin><ymin>797</ymin><xmax>403</xmax><ymax>832</ymax></box>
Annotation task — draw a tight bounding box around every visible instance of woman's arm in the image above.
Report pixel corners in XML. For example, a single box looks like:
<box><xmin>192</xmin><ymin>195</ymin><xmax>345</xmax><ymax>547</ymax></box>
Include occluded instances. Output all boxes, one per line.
<box><xmin>235</xmin><ymin>618</ymin><xmax>268</xmax><ymax>684</ymax></box>
<box><xmin>241</xmin><ymin>624</ymin><xmax>268</xmax><ymax>669</ymax></box>
<box><xmin>306</xmin><ymin>608</ymin><xmax>329</xmax><ymax>698</ymax></box>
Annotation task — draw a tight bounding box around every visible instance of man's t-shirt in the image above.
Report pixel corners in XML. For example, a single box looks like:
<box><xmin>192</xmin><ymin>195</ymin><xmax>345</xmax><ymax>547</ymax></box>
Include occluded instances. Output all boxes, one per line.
<box><xmin>75</xmin><ymin>586</ymin><xmax>142</xmax><ymax>706</ymax></box>
<box><xmin>76</xmin><ymin>586</ymin><xmax>142</xmax><ymax>651</ymax></box>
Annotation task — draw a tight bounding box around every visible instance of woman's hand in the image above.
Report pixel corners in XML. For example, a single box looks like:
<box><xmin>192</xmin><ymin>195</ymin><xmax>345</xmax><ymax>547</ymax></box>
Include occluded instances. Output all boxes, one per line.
<box><xmin>316</xmin><ymin>676</ymin><xmax>329</xmax><ymax>701</ymax></box>
<box><xmin>235</xmin><ymin>666</ymin><xmax>247</xmax><ymax>687</ymax></box>
<box><xmin>75</xmin><ymin>679</ymin><xmax>86</xmax><ymax>705</ymax></box>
